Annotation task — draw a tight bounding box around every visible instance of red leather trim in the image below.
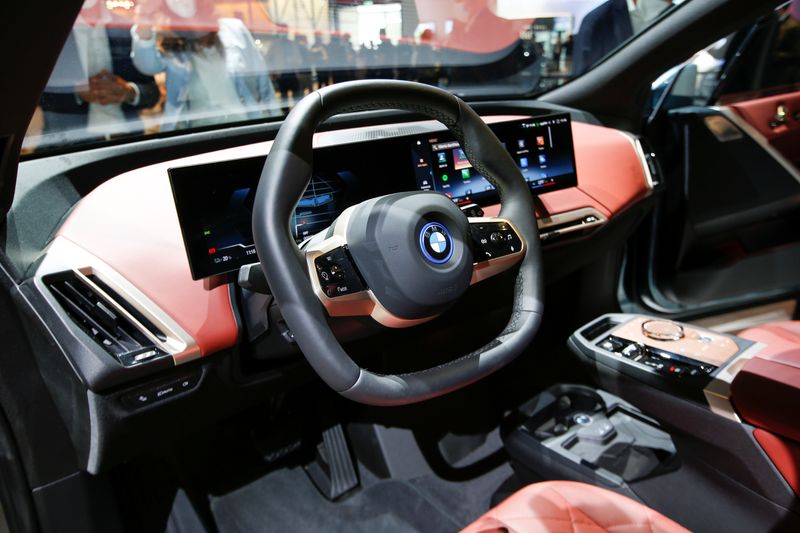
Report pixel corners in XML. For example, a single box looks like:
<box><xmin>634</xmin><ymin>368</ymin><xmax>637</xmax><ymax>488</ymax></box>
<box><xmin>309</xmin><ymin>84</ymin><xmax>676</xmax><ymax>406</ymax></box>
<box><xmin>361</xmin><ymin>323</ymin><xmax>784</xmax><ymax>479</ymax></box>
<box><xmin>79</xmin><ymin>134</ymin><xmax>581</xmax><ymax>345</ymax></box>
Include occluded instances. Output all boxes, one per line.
<box><xmin>482</xmin><ymin>121</ymin><xmax>649</xmax><ymax>219</ymax></box>
<box><xmin>728</xmin><ymin>91</ymin><xmax>800</xmax><ymax>141</ymax></box>
<box><xmin>739</xmin><ymin>322</ymin><xmax>800</xmax><ymax>358</ymax></box>
<box><xmin>58</xmin><ymin>170</ymin><xmax>238</xmax><ymax>357</ymax></box>
<box><xmin>481</xmin><ymin>187</ymin><xmax>609</xmax><ymax>219</ymax></box>
<box><xmin>753</xmin><ymin>429</ymin><xmax>800</xmax><ymax>498</ymax></box>
<box><xmin>571</xmin><ymin>122</ymin><xmax>650</xmax><ymax>214</ymax></box>
<box><xmin>728</xmin><ymin>91</ymin><xmax>800</xmax><ymax>166</ymax></box>
<box><xmin>731</xmin><ymin>348</ymin><xmax>800</xmax><ymax>443</ymax></box>
<box><xmin>462</xmin><ymin>481</ymin><xmax>688</xmax><ymax>533</ymax></box>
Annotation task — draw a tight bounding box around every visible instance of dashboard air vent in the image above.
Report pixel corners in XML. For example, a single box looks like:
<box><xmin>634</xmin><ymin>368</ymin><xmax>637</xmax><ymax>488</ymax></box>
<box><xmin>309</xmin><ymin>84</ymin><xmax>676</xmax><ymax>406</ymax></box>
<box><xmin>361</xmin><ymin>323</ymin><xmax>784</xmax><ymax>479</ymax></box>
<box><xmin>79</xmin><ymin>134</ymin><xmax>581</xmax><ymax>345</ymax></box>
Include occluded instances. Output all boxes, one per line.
<box><xmin>46</xmin><ymin>271</ymin><xmax>166</xmax><ymax>366</ymax></box>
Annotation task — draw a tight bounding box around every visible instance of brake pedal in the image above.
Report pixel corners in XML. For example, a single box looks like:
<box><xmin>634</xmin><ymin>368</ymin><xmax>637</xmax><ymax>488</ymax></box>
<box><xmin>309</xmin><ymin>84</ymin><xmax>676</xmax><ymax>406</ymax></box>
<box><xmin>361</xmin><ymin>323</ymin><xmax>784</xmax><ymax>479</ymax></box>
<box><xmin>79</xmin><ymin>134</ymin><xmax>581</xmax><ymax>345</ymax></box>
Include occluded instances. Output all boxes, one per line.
<box><xmin>304</xmin><ymin>423</ymin><xmax>359</xmax><ymax>500</ymax></box>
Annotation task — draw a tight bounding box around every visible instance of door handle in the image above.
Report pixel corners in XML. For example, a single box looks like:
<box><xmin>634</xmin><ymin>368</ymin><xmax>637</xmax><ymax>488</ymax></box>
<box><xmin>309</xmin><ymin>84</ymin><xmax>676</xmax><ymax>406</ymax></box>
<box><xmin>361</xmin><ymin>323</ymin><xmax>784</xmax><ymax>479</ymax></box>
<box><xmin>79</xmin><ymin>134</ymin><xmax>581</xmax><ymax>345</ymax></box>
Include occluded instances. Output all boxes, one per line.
<box><xmin>770</xmin><ymin>104</ymin><xmax>789</xmax><ymax>128</ymax></box>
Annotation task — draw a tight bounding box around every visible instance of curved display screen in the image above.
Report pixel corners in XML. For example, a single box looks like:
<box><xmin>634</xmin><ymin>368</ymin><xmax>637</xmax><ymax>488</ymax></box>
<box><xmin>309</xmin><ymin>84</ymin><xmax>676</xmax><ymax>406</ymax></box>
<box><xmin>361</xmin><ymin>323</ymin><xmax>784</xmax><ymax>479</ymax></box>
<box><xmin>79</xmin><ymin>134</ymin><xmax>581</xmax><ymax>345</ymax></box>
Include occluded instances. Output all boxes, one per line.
<box><xmin>170</xmin><ymin>114</ymin><xmax>578</xmax><ymax>280</ymax></box>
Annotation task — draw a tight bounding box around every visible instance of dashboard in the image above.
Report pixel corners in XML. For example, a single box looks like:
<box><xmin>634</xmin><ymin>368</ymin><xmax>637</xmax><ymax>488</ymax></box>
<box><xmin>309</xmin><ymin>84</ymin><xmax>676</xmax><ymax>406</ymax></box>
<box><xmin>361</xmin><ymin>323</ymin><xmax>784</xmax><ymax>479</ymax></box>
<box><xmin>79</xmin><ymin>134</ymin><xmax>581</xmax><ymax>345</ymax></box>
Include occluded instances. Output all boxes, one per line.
<box><xmin>42</xmin><ymin>113</ymin><xmax>653</xmax><ymax>376</ymax></box>
<box><xmin>16</xmin><ymin>110</ymin><xmax>655</xmax><ymax>474</ymax></box>
<box><xmin>170</xmin><ymin>115</ymin><xmax>578</xmax><ymax>280</ymax></box>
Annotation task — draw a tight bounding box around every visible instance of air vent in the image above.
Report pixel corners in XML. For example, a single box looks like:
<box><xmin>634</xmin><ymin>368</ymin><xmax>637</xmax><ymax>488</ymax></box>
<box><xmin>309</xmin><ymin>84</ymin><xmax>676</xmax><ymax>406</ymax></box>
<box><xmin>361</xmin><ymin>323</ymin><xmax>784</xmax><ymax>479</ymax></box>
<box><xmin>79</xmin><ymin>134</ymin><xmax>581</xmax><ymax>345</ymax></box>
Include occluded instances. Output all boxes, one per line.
<box><xmin>46</xmin><ymin>271</ymin><xmax>167</xmax><ymax>367</ymax></box>
<box><xmin>538</xmin><ymin>208</ymin><xmax>607</xmax><ymax>244</ymax></box>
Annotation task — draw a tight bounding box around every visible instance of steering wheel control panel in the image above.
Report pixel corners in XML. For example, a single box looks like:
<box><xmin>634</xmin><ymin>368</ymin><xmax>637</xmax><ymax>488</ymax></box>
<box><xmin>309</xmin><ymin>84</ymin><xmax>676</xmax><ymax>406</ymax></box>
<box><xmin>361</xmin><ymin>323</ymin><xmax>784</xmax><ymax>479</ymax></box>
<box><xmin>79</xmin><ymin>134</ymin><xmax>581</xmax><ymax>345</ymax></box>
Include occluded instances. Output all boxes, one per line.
<box><xmin>568</xmin><ymin>314</ymin><xmax>754</xmax><ymax>395</ymax></box>
<box><xmin>469</xmin><ymin>219</ymin><xmax>524</xmax><ymax>261</ymax></box>
<box><xmin>313</xmin><ymin>247</ymin><xmax>366</xmax><ymax>299</ymax></box>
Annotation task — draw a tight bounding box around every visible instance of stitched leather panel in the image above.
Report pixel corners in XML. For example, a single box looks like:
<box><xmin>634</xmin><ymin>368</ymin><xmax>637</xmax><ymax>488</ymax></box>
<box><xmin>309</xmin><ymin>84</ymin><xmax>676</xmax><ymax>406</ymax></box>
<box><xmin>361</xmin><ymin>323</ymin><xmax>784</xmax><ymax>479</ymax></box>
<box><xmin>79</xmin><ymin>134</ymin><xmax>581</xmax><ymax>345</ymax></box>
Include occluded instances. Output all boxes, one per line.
<box><xmin>462</xmin><ymin>481</ymin><xmax>689</xmax><ymax>533</ymax></box>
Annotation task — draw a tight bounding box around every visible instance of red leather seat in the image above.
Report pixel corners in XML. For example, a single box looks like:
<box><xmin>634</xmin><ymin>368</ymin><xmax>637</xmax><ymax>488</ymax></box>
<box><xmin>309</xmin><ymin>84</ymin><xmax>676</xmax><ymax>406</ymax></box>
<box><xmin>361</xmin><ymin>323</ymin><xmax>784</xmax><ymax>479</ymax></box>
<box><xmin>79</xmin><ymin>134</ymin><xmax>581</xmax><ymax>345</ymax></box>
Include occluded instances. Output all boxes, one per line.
<box><xmin>738</xmin><ymin>321</ymin><xmax>800</xmax><ymax>351</ymax></box>
<box><xmin>462</xmin><ymin>481</ymin><xmax>688</xmax><ymax>533</ymax></box>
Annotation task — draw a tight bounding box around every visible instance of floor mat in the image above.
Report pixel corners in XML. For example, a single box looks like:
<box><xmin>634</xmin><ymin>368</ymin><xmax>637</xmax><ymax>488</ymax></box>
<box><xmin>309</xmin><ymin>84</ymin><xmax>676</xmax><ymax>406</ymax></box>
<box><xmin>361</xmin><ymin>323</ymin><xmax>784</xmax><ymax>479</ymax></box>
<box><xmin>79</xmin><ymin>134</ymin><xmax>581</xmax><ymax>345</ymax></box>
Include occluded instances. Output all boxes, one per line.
<box><xmin>210</xmin><ymin>467</ymin><xmax>460</xmax><ymax>533</ymax></box>
<box><xmin>409</xmin><ymin>428</ymin><xmax>520</xmax><ymax>526</ymax></box>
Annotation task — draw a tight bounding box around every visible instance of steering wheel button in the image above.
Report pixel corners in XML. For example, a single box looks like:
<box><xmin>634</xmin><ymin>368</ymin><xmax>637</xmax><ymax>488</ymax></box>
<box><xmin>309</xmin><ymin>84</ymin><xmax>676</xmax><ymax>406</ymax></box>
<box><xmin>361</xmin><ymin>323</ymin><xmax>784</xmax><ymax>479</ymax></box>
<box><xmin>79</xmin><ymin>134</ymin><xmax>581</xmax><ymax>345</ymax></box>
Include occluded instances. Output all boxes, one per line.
<box><xmin>329</xmin><ymin>264</ymin><xmax>345</xmax><ymax>280</ymax></box>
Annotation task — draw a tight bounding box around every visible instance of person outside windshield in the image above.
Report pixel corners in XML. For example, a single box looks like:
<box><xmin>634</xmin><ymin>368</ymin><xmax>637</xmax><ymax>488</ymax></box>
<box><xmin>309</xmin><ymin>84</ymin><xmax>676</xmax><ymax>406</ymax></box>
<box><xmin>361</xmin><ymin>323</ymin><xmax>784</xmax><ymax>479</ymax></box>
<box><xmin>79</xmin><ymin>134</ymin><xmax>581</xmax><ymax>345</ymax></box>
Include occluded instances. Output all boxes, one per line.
<box><xmin>130</xmin><ymin>0</ymin><xmax>280</xmax><ymax>131</ymax></box>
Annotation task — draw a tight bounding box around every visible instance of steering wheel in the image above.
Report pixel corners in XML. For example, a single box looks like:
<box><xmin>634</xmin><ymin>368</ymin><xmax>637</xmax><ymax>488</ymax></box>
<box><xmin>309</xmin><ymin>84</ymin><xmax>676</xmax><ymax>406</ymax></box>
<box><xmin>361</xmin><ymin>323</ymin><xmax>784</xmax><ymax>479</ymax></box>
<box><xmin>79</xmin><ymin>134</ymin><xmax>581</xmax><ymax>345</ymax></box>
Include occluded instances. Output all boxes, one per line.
<box><xmin>252</xmin><ymin>80</ymin><xmax>543</xmax><ymax>406</ymax></box>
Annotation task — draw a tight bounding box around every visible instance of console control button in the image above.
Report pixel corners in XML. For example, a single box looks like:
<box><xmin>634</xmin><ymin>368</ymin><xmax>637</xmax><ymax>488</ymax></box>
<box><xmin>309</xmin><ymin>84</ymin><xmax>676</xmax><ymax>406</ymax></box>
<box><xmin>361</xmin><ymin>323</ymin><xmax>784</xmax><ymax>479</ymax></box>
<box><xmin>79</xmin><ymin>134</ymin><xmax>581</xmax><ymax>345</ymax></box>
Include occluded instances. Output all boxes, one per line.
<box><xmin>314</xmin><ymin>247</ymin><xmax>365</xmax><ymax>298</ymax></box>
<box><xmin>576</xmin><ymin>418</ymin><xmax>617</xmax><ymax>443</ymax></box>
<box><xmin>598</xmin><ymin>335</ymin><xmax>716</xmax><ymax>383</ymax></box>
<box><xmin>641</xmin><ymin>319</ymin><xmax>685</xmax><ymax>341</ymax></box>
<box><xmin>621</xmin><ymin>343</ymin><xmax>644</xmax><ymax>359</ymax></box>
<box><xmin>121</xmin><ymin>371</ymin><xmax>202</xmax><ymax>409</ymax></box>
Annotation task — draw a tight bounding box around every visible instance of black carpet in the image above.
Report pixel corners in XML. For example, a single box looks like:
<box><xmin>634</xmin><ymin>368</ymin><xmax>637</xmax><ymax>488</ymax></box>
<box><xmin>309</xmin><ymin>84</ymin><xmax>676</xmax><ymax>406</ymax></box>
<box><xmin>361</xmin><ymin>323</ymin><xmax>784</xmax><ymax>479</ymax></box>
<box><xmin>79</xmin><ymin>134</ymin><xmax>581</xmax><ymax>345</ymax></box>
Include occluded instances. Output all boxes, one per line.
<box><xmin>210</xmin><ymin>467</ymin><xmax>460</xmax><ymax>533</ymax></box>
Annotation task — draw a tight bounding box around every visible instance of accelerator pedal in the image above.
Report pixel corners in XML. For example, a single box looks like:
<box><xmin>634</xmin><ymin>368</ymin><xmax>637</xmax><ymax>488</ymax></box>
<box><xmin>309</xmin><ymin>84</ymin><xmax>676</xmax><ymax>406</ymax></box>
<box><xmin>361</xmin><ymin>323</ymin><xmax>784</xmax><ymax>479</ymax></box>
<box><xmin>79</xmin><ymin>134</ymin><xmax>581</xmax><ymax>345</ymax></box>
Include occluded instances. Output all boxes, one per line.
<box><xmin>304</xmin><ymin>423</ymin><xmax>359</xmax><ymax>500</ymax></box>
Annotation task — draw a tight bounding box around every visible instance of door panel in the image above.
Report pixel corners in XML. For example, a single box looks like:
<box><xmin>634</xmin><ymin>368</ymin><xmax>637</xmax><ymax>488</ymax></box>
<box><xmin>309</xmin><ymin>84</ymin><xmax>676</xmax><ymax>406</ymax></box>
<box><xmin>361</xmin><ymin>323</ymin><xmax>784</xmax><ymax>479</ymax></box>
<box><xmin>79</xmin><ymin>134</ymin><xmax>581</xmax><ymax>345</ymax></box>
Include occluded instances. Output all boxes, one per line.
<box><xmin>728</xmin><ymin>90</ymin><xmax>800</xmax><ymax>169</ymax></box>
<box><xmin>663</xmin><ymin>107</ymin><xmax>800</xmax><ymax>306</ymax></box>
<box><xmin>625</xmin><ymin>6</ymin><xmax>800</xmax><ymax>317</ymax></box>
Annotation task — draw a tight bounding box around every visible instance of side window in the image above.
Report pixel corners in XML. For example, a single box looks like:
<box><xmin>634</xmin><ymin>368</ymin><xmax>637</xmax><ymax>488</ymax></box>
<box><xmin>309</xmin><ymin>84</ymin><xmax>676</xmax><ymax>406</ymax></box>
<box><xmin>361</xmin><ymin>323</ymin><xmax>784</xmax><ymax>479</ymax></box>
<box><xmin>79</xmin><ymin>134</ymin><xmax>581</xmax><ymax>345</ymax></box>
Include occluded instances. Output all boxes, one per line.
<box><xmin>649</xmin><ymin>2</ymin><xmax>800</xmax><ymax>113</ymax></box>
<box><xmin>648</xmin><ymin>2</ymin><xmax>800</xmax><ymax>173</ymax></box>
<box><xmin>717</xmin><ymin>1</ymin><xmax>800</xmax><ymax>104</ymax></box>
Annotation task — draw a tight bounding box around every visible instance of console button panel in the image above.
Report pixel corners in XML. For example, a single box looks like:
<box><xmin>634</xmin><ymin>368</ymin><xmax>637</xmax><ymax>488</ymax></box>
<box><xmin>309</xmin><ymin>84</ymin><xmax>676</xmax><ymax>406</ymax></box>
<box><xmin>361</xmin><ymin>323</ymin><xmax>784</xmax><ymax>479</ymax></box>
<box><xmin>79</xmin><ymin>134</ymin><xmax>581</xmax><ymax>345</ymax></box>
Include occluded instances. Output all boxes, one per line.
<box><xmin>121</xmin><ymin>371</ymin><xmax>202</xmax><ymax>409</ymax></box>
<box><xmin>598</xmin><ymin>335</ymin><xmax>716</xmax><ymax>383</ymax></box>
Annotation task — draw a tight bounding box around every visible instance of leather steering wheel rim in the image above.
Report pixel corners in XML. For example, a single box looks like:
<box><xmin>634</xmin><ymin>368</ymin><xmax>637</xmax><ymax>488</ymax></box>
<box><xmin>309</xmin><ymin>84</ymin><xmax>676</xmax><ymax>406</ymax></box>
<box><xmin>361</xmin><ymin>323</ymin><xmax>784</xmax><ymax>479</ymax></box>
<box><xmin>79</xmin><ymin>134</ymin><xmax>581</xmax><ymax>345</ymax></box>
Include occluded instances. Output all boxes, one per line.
<box><xmin>252</xmin><ymin>80</ymin><xmax>543</xmax><ymax>406</ymax></box>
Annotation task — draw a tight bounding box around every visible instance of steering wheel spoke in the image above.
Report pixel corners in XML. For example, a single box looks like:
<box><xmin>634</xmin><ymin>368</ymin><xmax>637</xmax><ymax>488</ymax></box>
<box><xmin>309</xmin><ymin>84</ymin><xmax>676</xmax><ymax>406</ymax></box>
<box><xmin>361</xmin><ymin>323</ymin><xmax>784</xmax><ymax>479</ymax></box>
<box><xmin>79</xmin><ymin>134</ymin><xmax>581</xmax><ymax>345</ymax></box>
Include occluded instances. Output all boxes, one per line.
<box><xmin>304</xmin><ymin>207</ymin><xmax>439</xmax><ymax>328</ymax></box>
<box><xmin>468</xmin><ymin>217</ymin><xmax>526</xmax><ymax>285</ymax></box>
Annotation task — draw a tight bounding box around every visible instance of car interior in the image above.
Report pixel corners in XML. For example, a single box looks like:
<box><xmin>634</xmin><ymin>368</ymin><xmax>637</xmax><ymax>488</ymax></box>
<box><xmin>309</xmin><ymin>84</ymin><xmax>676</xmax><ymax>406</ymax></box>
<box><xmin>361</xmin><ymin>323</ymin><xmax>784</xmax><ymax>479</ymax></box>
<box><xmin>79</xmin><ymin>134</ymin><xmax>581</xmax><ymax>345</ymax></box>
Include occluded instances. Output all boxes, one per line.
<box><xmin>1</xmin><ymin>0</ymin><xmax>800</xmax><ymax>532</ymax></box>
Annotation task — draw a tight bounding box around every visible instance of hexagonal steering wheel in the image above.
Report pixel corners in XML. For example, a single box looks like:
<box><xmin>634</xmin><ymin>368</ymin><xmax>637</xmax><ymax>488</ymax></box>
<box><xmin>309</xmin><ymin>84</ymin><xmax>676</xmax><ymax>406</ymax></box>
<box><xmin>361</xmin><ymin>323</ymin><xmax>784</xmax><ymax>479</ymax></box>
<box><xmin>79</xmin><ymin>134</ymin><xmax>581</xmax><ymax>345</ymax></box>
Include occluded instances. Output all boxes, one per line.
<box><xmin>253</xmin><ymin>80</ymin><xmax>543</xmax><ymax>406</ymax></box>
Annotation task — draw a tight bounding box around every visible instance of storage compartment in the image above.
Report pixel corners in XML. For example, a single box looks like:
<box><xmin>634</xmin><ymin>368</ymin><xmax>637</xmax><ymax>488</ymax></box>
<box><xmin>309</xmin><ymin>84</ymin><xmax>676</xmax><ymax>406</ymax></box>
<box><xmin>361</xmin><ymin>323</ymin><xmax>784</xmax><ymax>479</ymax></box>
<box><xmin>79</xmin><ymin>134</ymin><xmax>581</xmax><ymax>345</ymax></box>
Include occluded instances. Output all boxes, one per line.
<box><xmin>503</xmin><ymin>384</ymin><xmax>678</xmax><ymax>497</ymax></box>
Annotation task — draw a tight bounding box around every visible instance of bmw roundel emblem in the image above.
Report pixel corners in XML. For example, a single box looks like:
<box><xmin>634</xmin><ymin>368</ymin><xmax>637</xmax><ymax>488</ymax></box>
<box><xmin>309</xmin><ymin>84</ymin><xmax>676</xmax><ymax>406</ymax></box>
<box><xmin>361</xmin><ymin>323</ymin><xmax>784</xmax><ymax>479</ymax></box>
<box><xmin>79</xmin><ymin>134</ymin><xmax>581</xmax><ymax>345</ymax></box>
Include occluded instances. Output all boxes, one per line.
<box><xmin>419</xmin><ymin>222</ymin><xmax>453</xmax><ymax>264</ymax></box>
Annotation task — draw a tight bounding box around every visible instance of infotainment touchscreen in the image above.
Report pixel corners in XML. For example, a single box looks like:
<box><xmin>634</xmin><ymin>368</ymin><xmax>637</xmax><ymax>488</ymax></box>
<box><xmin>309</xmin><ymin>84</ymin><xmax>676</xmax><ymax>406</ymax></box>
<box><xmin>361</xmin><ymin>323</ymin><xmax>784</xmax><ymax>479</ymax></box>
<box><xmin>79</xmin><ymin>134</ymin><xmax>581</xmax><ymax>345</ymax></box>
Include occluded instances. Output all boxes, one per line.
<box><xmin>411</xmin><ymin>114</ymin><xmax>577</xmax><ymax>204</ymax></box>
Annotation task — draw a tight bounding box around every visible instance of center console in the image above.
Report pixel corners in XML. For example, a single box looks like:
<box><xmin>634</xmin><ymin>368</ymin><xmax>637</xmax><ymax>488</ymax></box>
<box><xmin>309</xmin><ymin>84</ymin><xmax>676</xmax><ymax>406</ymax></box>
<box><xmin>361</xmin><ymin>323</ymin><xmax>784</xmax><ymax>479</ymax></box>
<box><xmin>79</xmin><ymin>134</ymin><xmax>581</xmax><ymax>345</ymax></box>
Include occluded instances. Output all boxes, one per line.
<box><xmin>503</xmin><ymin>384</ymin><xmax>678</xmax><ymax>500</ymax></box>
<box><xmin>502</xmin><ymin>314</ymin><xmax>800</xmax><ymax>530</ymax></box>
<box><xmin>568</xmin><ymin>313</ymin><xmax>762</xmax><ymax>419</ymax></box>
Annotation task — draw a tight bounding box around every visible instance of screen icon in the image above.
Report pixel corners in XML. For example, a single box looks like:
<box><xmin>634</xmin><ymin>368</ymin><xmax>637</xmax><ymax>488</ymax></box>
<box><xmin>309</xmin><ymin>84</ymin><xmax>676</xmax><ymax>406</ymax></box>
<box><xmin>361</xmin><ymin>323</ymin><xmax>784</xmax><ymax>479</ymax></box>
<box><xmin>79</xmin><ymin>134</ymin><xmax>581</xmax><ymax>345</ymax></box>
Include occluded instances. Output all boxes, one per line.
<box><xmin>519</xmin><ymin>157</ymin><xmax>529</xmax><ymax>168</ymax></box>
<box><xmin>461</xmin><ymin>168</ymin><xmax>471</xmax><ymax>180</ymax></box>
<box><xmin>538</xmin><ymin>154</ymin><xmax>547</xmax><ymax>165</ymax></box>
<box><xmin>437</xmin><ymin>152</ymin><xmax>447</xmax><ymax>163</ymax></box>
<box><xmin>536</xmin><ymin>136</ymin><xmax>545</xmax><ymax>147</ymax></box>
<box><xmin>441</xmin><ymin>174</ymin><xmax>449</xmax><ymax>182</ymax></box>
<box><xmin>517</xmin><ymin>139</ymin><xmax>526</xmax><ymax>149</ymax></box>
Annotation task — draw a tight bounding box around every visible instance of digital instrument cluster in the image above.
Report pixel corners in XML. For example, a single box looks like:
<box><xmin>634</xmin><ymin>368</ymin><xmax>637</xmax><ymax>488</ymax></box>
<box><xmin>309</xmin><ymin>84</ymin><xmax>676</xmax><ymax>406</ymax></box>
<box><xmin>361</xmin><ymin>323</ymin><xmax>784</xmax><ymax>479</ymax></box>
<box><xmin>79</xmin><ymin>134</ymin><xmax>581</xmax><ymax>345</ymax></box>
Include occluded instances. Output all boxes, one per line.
<box><xmin>170</xmin><ymin>157</ymin><xmax>355</xmax><ymax>280</ymax></box>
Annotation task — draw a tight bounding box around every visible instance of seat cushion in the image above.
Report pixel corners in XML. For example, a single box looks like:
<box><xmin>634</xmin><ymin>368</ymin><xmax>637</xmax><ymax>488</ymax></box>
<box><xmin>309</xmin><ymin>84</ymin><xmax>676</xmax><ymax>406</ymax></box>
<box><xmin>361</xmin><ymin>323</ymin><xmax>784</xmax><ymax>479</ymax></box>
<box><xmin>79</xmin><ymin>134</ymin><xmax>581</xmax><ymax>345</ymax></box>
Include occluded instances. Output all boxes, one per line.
<box><xmin>732</xmin><ymin>321</ymin><xmax>800</xmax><ymax>444</ymax></box>
<box><xmin>462</xmin><ymin>481</ymin><xmax>688</xmax><ymax>533</ymax></box>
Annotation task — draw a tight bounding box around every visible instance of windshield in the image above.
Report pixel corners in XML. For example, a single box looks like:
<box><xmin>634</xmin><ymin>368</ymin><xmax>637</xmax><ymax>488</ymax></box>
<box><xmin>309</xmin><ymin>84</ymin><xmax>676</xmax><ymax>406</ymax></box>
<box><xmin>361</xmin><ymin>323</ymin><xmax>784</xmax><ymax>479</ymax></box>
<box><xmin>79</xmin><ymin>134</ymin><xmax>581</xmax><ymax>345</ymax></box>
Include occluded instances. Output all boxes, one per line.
<box><xmin>24</xmin><ymin>0</ymin><xmax>684</xmax><ymax>154</ymax></box>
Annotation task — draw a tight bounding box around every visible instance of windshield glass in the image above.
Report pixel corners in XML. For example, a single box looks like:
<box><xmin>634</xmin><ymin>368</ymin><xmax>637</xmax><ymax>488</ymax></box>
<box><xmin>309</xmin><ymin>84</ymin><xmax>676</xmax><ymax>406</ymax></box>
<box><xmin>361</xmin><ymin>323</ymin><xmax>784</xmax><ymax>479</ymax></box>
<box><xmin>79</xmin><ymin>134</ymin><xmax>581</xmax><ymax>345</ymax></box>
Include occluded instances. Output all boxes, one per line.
<box><xmin>24</xmin><ymin>0</ymin><xmax>684</xmax><ymax>154</ymax></box>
